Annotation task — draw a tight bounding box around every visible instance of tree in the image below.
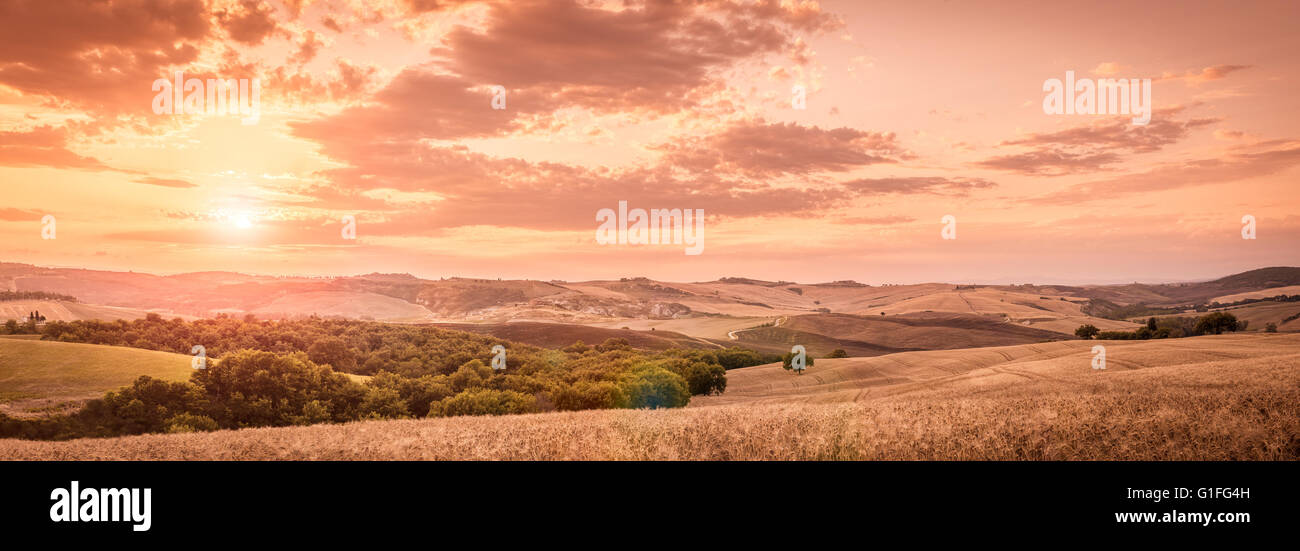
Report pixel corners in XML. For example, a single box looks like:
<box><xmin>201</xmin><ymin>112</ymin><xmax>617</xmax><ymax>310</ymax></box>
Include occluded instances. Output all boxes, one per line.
<box><xmin>713</xmin><ymin>347</ymin><xmax>765</xmax><ymax>370</ymax></box>
<box><xmin>781</xmin><ymin>351</ymin><xmax>814</xmax><ymax>372</ymax></box>
<box><xmin>1074</xmin><ymin>324</ymin><xmax>1100</xmax><ymax>339</ymax></box>
<box><xmin>449</xmin><ymin>359</ymin><xmax>492</xmax><ymax>392</ymax></box>
<box><xmin>618</xmin><ymin>367</ymin><xmax>690</xmax><ymax>409</ymax></box>
<box><xmin>1195</xmin><ymin>312</ymin><xmax>1239</xmax><ymax>335</ymax></box>
<box><xmin>359</xmin><ymin>387</ymin><xmax>409</xmax><ymax>419</ymax></box>
<box><xmin>1265</xmin><ymin>322</ymin><xmax>1278</xmax><ymax>333</ymax></box>
<box><xmin>827</xmin><ymin>349</ymin><xmax>848</xmax><ymax>358</ymax></box>
<box><xmin>682</xmin><ymin>362</ymin><xmax>727</xmax><ymax>396</ymax></box>
<box><xmin>191</xmin><ymin>349</ymin><xmax>364</xmax><ymax>427</ymax></box>
<box><xmin>1146</xmin><ymin>317</ymin><xmax>1157</xmax><ymax>331</ymax></box>
<box><xmin>306</xmin><ymin>336</ymin><xmax>356</xmax><ymax>372</ymax></box>
<box><xmin>552</xmin><ymin>381</ymin><xmax>624</xmax><ymax>411</ymax></box>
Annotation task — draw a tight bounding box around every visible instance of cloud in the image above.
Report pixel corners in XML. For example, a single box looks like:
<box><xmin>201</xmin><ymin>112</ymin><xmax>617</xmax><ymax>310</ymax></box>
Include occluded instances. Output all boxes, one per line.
<box><xmin>654</xmin><ymin>120</ymin><xmax>910</xmax><ymax>176</ymax></box>
<box><xmin>974</xmin><ymin>108</ymin><xmax>1218</xmax><ymax>176</ymax></box>
<box><xmin>0</xmin><ymin>207</ymin><xmax>44</xmax><ymax>222</ymax></box>
<box><xmin>0</xmin><ymin>126</ymin><xmax>113</xmax><ymax>170</ymax></box>
<box><xmin>839</xmin><ymin>215</ymin><xmax>916</xmax><ymax>225</ymax></box>
<box><xmin>1026</xmin><ymin>141</ymin><xmax>1300</xmax><ymax>205</ymax></box>
<box><xmin>133</xmin><ymin>176</ymin><xmax>196</xmax><ymax>189</ymax></box>
<box><xmin>290</xmin><ymin>29</ymin><xmax>323</xmax><ymax>65</ymax></box>
<box><xmin>427</xmin><ymin>0</ymin><xmax>835</xmax><ymax>115</ymax></box>
<box><xmin>840</xmin><ymin>176</ymin><xmax>996</xmax><ymax>196</ymax></box>
<box><xmin>1158</xmin><ymin>64</ymin><xmax>1252</xmax><ymax>84</ymax></box>
<box><xmin>0</xmin><ymin>0</ymin><xmax>211</xmax><ymax>116</ymax></box>
<box><xmin>216</xmin><ymin>0</ymin><xmax>280</xmax><ymax>45</ymax></box>
<box><xmin>1091</xmin><ymin>62</ymin><xmax>1124</xmax><ymax>76</ymax></box>
<box><xmin>290</xmin><ymin>69</ymin><xmax>525</xmax><ymax>144</ymax></box>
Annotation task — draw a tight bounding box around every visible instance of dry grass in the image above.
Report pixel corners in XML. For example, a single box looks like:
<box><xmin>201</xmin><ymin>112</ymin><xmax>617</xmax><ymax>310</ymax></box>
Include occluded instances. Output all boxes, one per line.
<box><xmin>0</xmin><ymin>338</ymin><xmax>193</xmax><ymax>418</ymax></box>
<box><xmin>3</xmin><ymin>334</ymin><xmax>1296</xmax><ymax>460</ymax></box>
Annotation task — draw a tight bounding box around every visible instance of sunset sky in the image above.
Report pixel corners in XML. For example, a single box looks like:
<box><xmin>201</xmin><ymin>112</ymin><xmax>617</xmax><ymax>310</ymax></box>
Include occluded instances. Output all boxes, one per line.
<box><xmin>1</xmin><ymin>0</ymin><xmax>1297</xmax><ymax>285</ymax></box>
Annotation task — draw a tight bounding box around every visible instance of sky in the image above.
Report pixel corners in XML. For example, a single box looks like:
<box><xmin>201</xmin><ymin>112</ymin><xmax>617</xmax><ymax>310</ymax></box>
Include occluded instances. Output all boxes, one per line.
<box><xmin>1</xmin><ymin>0</ymin><xmax>1297</xmax><ymax>285</ymax></box>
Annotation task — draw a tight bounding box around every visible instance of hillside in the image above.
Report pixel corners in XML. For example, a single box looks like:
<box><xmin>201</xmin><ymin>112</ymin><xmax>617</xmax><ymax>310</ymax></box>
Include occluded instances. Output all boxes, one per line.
<box><xmin>0</xmin><ymin>338</ymin><xmax>194</xmax><ymax>418</ymax></box>
<box><xmin>695</xmin><ymin>332</ymin><xmax>1300</xmax><ymax>406</ymax></box>
<box><xmin>431</xmin><ymin>321</ymin><xmax>719</xmax><ymax>350</ymax></box>
<box><xmin>3</xmin><ymin>262</ymin><xmax>1297</xmax><ymax>340</ymax></box>
<box><xmin>0</xmin><ymin>299</ymin><xmax>174</xmax><ymax>322</ymax></box>
<box><xmin>2</xmin><ymin>333</ymin><xmax>1295</xmax><ymax>460</ymax></box>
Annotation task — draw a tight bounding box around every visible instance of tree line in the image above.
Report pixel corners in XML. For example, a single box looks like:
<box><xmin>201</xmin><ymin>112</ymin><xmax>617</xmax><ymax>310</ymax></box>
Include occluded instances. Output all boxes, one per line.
<box><xmin>1074</xmin><ymin>312</ymin><xmax>1245</xmax><ymax>340</ymax></box>
<box><xmin>2</xmin><ymin>316</ymin><xmax>774</xmax><ymax>440</ymax></box>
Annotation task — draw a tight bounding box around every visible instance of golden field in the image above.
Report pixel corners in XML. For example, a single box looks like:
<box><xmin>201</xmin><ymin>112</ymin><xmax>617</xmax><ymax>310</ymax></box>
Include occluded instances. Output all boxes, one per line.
<box><xmin>1</xmin><ymin>333</ymin><xmax>1296</xmax><ymax>460</ymax></box>
<box><xmin>0</xmin><ymin>337</ymin><xmax>193</xmax><ymax>418</ymax></box>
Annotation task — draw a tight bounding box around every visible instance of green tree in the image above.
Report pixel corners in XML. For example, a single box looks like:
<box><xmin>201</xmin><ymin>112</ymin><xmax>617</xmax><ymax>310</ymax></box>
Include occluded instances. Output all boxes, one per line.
<box><xmin>306</xmin><ymin>337</ymin><xmax>356</xmax><ymax>372</ymax></box>
<box><xmin>359</xmin><ymin>387</ymin><xmax>409</xmax><ymax>419</ymax></box>
<box><xmin>1074</xmin><ymin>324</ymin><xmax>1100</xmax><ymax>339</ymax></box>
<box><xmin>192</xmin><ymin>349</ymin><xmax>364</xmax><ymax>427</ymax></box>
<box><xmin>618</xmin><ymin>367</ymin><xmax>690</xmax><ymax>409</ymax></box>
<box><xmin>1195</xmin><ymin>312</ymin><xmax>1239</xmax><ymax>335</ymax></box>
<box><xmin>781</xmin><ymin>351</ymin><xmax>814</xmax><ymax>372</ymax></box>
<box><xmin>682</xmin><ymin>362</ymin><xmax>727</xmax><ymax>396</ymax></box>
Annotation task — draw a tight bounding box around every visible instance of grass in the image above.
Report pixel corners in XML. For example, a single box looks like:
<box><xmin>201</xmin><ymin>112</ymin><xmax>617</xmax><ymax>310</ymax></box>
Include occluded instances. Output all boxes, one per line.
<box><xmin>2</xmin><ymin>334</ymin><xmax>1295</xmax><ymax>460</ymax></box>
<box><xmin>0</xmin><ymin>338</ymin><xmax>193</xmax><ymax>417</ymax></box>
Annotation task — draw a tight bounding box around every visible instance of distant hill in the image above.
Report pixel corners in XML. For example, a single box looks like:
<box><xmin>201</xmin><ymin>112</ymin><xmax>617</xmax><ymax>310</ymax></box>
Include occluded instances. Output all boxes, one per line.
<box><xmin>728</xmin><ymin>312</ymin><xmax>1069</xmax><ymax>358</ymax></box>
<box><xmin>431</xmin><ymin>322</ymin><xmax>719</xmax><ymax>351</ymax></box>
<box><xmin>1209</xmin><ymin>267</ymin><xmax>1300</xmax><ymax>290</ymax></box>
<box><xmin>1</xmin><ymin>262</ymin><xmax>1295</xmax><ymax>337</ymax></box>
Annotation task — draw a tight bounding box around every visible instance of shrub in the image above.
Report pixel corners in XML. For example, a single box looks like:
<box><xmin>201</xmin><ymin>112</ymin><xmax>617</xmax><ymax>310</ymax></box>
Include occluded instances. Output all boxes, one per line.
<box><xmin>434</xmin><ymin>389</ymin><xmax>536</xmax><ymax>417</ymax></box>
<box><xmin>164</xmin><ymin>413</ymin><xmax>219</xmax><ymax>433</ymax></box>
<box><xmin>77</xmin><ymin>376</ymin><xmax>206</xmax><ymax>436</ymax></box>
<box><xmin>618</xmin><ymin>367</ymin><xmax>690</xmax><ymax>409</ymax></box>
<box><xmin>827</xmin><ymin>349</ymin><xmax>848</xmax><ymax>358</ymax></box>
<box><xmin>713</xmin><ymin>347</ymin><xmax>766</xmax><ymax>370</ymax></box>
<box><xmin>552</xmin><ymin>381</ymin><xmax>625</xmax><ymax>411</ymax></box>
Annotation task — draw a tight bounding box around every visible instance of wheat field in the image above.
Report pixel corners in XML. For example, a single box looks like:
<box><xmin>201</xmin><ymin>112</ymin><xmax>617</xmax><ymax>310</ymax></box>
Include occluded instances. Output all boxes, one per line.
<box><xmin>2</xmin><ymin>334</ymin><xmax>1296</xmax><ymax>460</ymax></box>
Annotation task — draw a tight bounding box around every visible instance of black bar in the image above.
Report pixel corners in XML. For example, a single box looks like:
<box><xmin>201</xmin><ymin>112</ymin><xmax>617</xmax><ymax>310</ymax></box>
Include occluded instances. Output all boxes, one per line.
<box><xmin>2</xmin><ymin>461</ymin><xmax>1288</xmax><ymax>541</ymax></box>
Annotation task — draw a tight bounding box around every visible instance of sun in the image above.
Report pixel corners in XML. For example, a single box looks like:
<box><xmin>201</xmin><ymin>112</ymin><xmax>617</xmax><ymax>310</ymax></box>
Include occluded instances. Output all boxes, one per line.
<box><xmin>232</xmin><ymin>214</ymin><xmax>253</xmax><ymax>229</ymax></box>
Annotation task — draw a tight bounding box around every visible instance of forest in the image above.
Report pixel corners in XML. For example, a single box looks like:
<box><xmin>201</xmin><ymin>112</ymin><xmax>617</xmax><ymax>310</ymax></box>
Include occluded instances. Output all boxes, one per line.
<box><xmin>2</xmin><ymin>316</ymin><xmax>774</xmax><ymax>440</ymax></box>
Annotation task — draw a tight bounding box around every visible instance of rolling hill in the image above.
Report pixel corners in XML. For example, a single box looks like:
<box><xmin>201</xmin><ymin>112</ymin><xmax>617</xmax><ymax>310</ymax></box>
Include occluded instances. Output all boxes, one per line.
<box><xmin>0</xmin><ymin>338</ymin><xmax>194</xmax><ymax>418</ymax></box>
<box><xmin>431</xmin><ymin>321</ymin><xmax>720</xmax><ymax>350</ymax></box>
<box><xmin>4</xmin><ymin>263</ymin><xmax>1299</xmax><ymax>357</ymax></box>
<box><xmin>3</xmin><ymin>333</ymin><xmax>1294</xmax><ymax>460</ymax></box>
<box><xmin>0</xmin><ymin>299</ymin><xmax>177</xmax><ymax>322</ymax></box>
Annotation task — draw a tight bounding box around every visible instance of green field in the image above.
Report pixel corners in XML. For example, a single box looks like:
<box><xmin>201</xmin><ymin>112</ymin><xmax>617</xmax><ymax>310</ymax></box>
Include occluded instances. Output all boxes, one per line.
<box><xmin>0</xmin><ymin>338</ymin><xmax>194</xmax><ymax>417</ymax></box>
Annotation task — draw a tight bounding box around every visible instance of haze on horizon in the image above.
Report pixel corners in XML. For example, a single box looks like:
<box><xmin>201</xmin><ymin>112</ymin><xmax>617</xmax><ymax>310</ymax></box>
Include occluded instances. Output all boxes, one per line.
<box><xmin>2</xmin><ymin>0</ymin><xmax>1298</xmax><ymax>285</ymax></box>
